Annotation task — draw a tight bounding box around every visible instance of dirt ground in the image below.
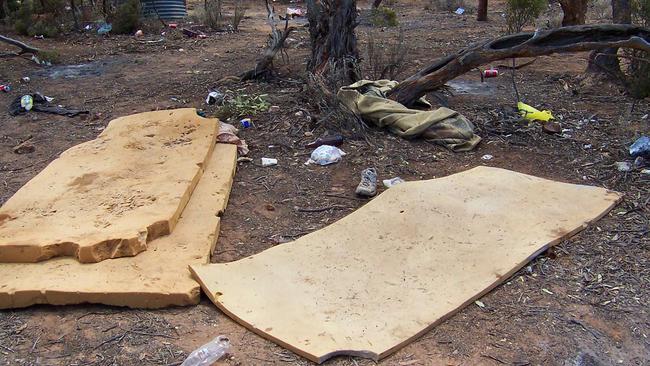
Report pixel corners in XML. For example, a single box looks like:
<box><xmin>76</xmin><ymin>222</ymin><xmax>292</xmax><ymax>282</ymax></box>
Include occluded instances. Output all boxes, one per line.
<box><xmin>1</xmin><ymin>0</ymin><xmax>649</xmax><ymax>365</ymax></box>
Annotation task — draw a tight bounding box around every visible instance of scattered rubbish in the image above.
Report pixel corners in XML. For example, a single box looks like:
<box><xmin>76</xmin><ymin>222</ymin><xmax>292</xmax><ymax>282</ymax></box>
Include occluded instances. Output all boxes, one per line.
<box><xmin>286</xmin><ymin>7</ymin><xmax>304</xmax><ymax>17</ymax></box>
<box><xmin>13</xmin><ymin>139</ymin><xmax>35</xmax><ymax>154</ymax></box>
<box><xmin>355</xmin><ymin>167</ymin><xmax>377</xmax><ymax>197</ymax></box>
<box><xmin>518</xmin><ymin>102</ymin><xmax>553</xmax><ymax>122</ymax></box>
<box><xmin>178</xmin><ymin>48</ymin><xmax>185</xmax><ymax>52</ymax></box>
<box><xmin>269</xmin><ymin>105</ymin><xmax>280</xmax><ymax>112</ymax></box>
<box><xmin>262</xmin><ymin>158</ymin><xmax>278</xmax><ymax>167</ymax></box>
<box><xmin>383</xmin><ymin>177</ymin><xmax>405</xmax><ymax>188</ymax></box>
<box><xmin>217</xmin><ymin>121</ymin><xmax>249</xmax><ymax>155</ymax></box>
<box><xmin>84</xmin><ymin>24</ymin><xmax>93</xmax><ymax>31</ymax></box>
<box><xmin>295</xmin><ymin>110</ymin><xmax>304</xmax><ymax>117</ymax></box>
<box><xmin>541</xmin><ymin>288</ymin><xmax>554</xmax><ymax>295</ymax></box>
<box><xmin>629</xmin><ymin>136</ymin><xmax>649</xmax><ymax>158</ymax></box>
<box><xmin>479</xmin><ymin>68</ymin><xmax>498</xmax><ymax>82</ymax></box>
<box><xmin>305</xmin><ymin>135</ymin><xmax>344</xmax><ymax>149</ymax></box>
<box><xmin>21</xmin><ymin>95</ymin><xmax>34</xmax><ymax>111</ymax></box>
<box><xmin>97</xmin><ymin>23</ymin><xmax>112</xmax><ymax>35</ymax></box>
<box><xmin>34</xmin><ymin>35</ymin><xmax>44</xmax><ymax>39</ymax></box>
<box><xmin>196</xmin><ymin>110</ymin><xmax>207</xmax><ymax>117</ymax></box>
<box><xmin>454</xmin><ymin>7</ymin><xmax>465</xmax><ymax>14</ymax></box>
<box><xmin>240</xmin><ymin>118</ymin><xmax>253</xmax><ymax>129</ymax></box>
<box><xmin>135</xmin><ymin>29</ymin><xmax>144</xmax><ymax>37</ymax></box>
<box><xmin>9</xmin><ymin>93</ymin><xmax>89</xmax><ymax>117</ymax></box>
<box><xmin>583</xmin><ymin>144</ymin><xmax>592</xmax><ymax>150</ymax></box>
<box><xmin>30</xmin><ymin>55</ymin><xmax>52</xmax><ymax>66</ymax></box>
<box><xmin>481</xmin><ymin>154</ymin><xmax>493</xmax><ymax>161</ymax></box>
<box><xmin>542</xmin><ymin>120</ymin><xmax>561</xmax><ymax>134</ymax></box>
<box><xmin>21</xmin><ymin>77</ymin><xmax>30</xmax><ymax>83</ymax></box>
<box><xmin>615</xmin><ymin>161</ymin><xmax>632</xmax><ymax>172</ymax></box>
<box><xmin>474</xmin><ymin>300</ymin><xmax>486</xmax><ymax>308</ymax></box>
<box><xmin>0</xmin><ymin>84</ymin><xmax>10</xmax><ymax>92</ymax></box>
<box><xmin>306</xmin><ymin>145</ymin><xmax>346</xmax><ymax>166</ymax></box>
<box><xmin>642</xmin><ymin>169</ymin><xmax>650</xmax><ymax>175</ymax></box>
<box><xmin>205</xmin><ymin>90</ymin><xmax>224</xmax><ymax>106</ymax></box>
<box><xmin>182</xmin><ymin>28</ymin><xmax>207</xmax><ymax>38</ymax></box>
<box><xmin>181</xmin><ymin>335</ymin><xmax>230</xmax><ymax>366</ymax></box>
<box><xmin>169</xmin><ymin>23</ymin><xmax>178</xmax><ymax>29</ymax></box>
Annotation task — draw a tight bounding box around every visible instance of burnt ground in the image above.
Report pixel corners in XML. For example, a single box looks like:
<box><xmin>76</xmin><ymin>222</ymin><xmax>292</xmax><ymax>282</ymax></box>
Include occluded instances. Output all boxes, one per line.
<box><xmin>0</xmin><ymin>0</ymin><xmax>648</xmax><ymax>365</ymax></box>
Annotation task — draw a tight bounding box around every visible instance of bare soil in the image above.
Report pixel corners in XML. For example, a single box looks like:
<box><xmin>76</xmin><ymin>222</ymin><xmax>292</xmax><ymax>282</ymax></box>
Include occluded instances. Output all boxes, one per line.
<box><xmin>1</xmin><ymin>1</ymin><xmax>648</xmax><ymax>365</ymax></box>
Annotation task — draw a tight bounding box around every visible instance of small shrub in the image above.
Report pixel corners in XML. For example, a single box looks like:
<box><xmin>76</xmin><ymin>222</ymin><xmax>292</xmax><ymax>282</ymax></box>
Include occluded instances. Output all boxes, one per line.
<box><xmin>203</xmin><ymin>0</ymin><xmax>223</xmax><ymax>30</ymax></box>
<box><xmin>231</xmin><ymin>0</ymin><xmax>246</xmax><ymax>31</ymax></box>
<box><xmin>216</xmin><ymin>93</ymin><xmax>270</xmax><ymax>119</ymax></box>
<box><xmin>28</xmin><ymin>19</ymin><xmax>59</xmax><ymax>37</ymax></box>
<box><xmin>505</xmin><ymin>0</ymin><xmax>547</xmax><ymax>33</ymax></box>
<box><xmin>13</xmin><ymin>0</ymin><xmax>33</xmax><ymax>35</ymax></box>
<box><xmin>111</xmin><ymin>0</ymin><xmax>141</xmax><ymax>34</ymax></box>
<box><xmin>371</xmin><ymin>7</ymin><xmax>398</xmax><ymax>27</ymax></box>
<box><xmin>364</xmin><ymin>30</ymin><xmax>407</xmax><ymax>80</ymax></box>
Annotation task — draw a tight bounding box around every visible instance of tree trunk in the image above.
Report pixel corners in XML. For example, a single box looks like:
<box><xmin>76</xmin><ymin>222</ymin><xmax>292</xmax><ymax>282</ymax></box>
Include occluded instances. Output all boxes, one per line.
<box><xmin>587</xmin><ymin>0</ymin><xmax>632</xmax><ymax>74</ymax></box>
<box><xmin>0</xmin><ymin>34</ymin><xmax>41</xmax><ymax>55</ymax></box>
<box><xmin>372</xmin><ymin>0</ymin><xmax>382</xmax><ymax>8</ymax></box>
<box><xmin>70</xmin><ymin>0</ymin><xmax>80</xmax><ymax>30</ymax></box>
<box><xmin>477</xmin><ymin>0</ymin><xmax>487</xmax><ymax>21</ymax></box>
<box><xmin>558</xmin><ymin>0</ymin><xmax>589</xmax><ymax>26</ymax></box>
<box><xmin>306</xmin><ymin>0</ymin><xmax>360</xmax><ymax>83</ymax></box>
<box><xmin>386</xmin><ymin>25</ymin><xmax>650</xmax><ymax>107</ymax></box>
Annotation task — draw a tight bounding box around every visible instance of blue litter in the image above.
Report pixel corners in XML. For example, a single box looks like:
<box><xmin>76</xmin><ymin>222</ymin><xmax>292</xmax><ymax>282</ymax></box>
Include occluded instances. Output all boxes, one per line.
<box><xmin>97</xmin><ymin>23</ymin><xmax>112</xmax><ymax>35</ymax></box>
<box><xmin>629</xmin><ymin>136</ymin><xmax>650</xmax><ymax>158</ymax></box>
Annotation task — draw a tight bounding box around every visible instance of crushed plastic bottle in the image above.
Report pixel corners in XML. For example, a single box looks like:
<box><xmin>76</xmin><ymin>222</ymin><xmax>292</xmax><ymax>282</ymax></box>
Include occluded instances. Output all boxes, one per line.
<box><xmin>629</xmin><ymin>136</ymin><xmax>650</xmax><ymax>158</ymax></box>
<box><xmin>181</xmin><ymin>335</ymin><xmax>230</xmax><ymax>366</ymax></box>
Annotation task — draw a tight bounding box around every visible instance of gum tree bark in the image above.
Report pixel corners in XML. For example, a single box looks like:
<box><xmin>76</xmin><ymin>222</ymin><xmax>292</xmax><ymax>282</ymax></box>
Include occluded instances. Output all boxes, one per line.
<box><xmin>477</xmin><ymin>0</ymin><xmax>488</xmax><ymax>21</ymax></box>
<box><xmin>306</xmin><ymin>0</ymin><xmax>360</xmax><ymax>82</ymax></box>
<box><xmin>558</xmin><ymin>0</ymin><xmax>589</xmax><ymax>26</ymax></box>
<box><xmin>587</xmin><ymin>0</ymin><xmax>632</xmax><ymax>75</ymax></box>
<box><xmin>386</xmin><ymin>25</ymin><xmax>650</xmax><ymax>106</ymax></box>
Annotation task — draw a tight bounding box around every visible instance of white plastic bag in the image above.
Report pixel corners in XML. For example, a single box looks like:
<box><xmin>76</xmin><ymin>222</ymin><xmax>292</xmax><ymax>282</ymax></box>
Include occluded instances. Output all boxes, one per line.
<box><xmin>306</xmin><ymin>145</ymin><xmax>346</xmax><ymax>166</ymax></box>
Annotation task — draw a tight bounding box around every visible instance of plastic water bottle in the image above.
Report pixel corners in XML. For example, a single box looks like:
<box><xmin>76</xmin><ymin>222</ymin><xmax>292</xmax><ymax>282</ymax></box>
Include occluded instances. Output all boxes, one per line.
<box><xmin>181</xmin><ymin>336</ymin><xmax>230</xmax><ymax>366</ymax></box>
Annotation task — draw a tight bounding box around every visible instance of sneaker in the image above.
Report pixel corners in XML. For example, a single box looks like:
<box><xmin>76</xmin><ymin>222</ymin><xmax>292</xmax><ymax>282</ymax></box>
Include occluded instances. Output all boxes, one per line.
<box><xmin>355</xmin><ymin>168</ymin><xmax>377</xmax><ymax>197</ymax></box>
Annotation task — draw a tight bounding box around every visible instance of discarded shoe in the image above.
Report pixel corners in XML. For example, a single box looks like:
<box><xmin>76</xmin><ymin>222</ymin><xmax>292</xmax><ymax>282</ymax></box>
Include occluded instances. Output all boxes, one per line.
<box><xmin>355</xmin><ymin>168</ymin><xmax>377</xmax><ymax>197</ymax></box>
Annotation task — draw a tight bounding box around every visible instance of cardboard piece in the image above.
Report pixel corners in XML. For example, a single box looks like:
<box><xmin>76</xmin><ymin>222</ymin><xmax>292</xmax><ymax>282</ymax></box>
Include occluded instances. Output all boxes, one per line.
<box><xmin>0</xmin><ymin>144</ymin><xmax>237</xmax><ymax>309</ymax></box>
<box><xmin>191</xmin><ymin>167</ymin><xmax>621</xmax><ymax>363</ymax></box>
<box><xmin>0</xmin><ymin>108</ymin><xmax>218</xmax><ymax>263</ymax></box>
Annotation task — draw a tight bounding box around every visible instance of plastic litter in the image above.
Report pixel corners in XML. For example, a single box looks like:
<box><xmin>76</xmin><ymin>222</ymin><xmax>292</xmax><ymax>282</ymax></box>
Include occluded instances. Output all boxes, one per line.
<box><xmin>181</xmin><ymin>335</ymin><xmax>230</xmax><ymax>366</ymax></box>
<box><xmin>615</xmin><ymin>161</ymin><xmax>632</xmax><ymax>172</ymax></box>
<box><xmin>97</xmin><ymin>23</ymin><xmax>112</xmax><ymax>35</ymax></box>
<box><xmin>518</xmin><ymin>102</ymin><xmax>553</xmax><ymax>122</ymax></box>
<box><xmin>135</xmin><ymin>29</ymin><xmax>144</xmax><ymax>37</ymax></box>
<box><xmin>454</xmin><ymin>7</ymin><xmax>465</xmax><ymax>14</ymax></box>
<box><xmin>205</xmin><ymin>90</ymin><xmax>224</xmax><ymax>105</ymax></box>
<box><xmin>20</xmin><ymin>95</ymin><xmax>34</xmax><ymax>111</ymax></box>
<box><xmin>629</xmin><ymin>136</ymin><xmax>650</xmax><ymax>158</ymax></box>
<box><xmin>22</xmin><ymin>77</ymin><xmax>30</xmax><ymax>83</ymax></box>
<box><xmin>383</xmin><ymin>177</ymin><xmax>405</xmax><ymax>188</ymax></box>
<box><xmin>169</xmin><ymin>23</ymin><xmax>178</xmax><ymax>29</ymax></box>
<box><xmin>0</xmin><ymin>85</ymin><xmax>11</xmax><ymax>92</ymax></box>
<box><xmin>306</xmin><ymin>145</ymin><xmax>346</xmax><ymax>166</ymax></box>
<box><xmin>286</xmin><ymin>7</ymin><xmax>304</xmax><ymax>17</ymax></box>
<box><xmin>481</xmin><ymin>154</ymin><xmax>493</xmax><ymax>161</ymax></box>
<box><xmin>262</xmin><ymin>158</ymin><xmax>278</xmax><ymax>167</ymax></box>
<box><xmin>240</xmin><ymin>118</ymin><xmax>253</xmax><ymax>128</ymax></box>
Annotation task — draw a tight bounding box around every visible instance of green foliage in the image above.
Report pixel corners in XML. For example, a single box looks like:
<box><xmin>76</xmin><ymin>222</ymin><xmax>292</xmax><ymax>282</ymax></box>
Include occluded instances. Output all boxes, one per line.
<box><xmin>13</xmin><ymin>1</ymin><xmax>33</xmax><ymax>35</ymax></box>
<box><xmin>371</xmin><ymin>6</ymin><xmax>398</xmax><ymax>27</ymax></box>
<box><xmin>216</xmin><ymin>93</ymin><xmax>270</xmax><ymax>119</ymax></box>
<box><xmin>28</xmin><ymin>19</ymin><xmax>59</xmax><ymax>37</ymax></box>
<box><xmin>505</xmin><ymin>0</ymin><xmax>547</xmax><ymax>33</ymax></box>
<box><xmin>111</xmin><ymin>0</ymin><xmax>141</xmax><ymax>34</ymax></box>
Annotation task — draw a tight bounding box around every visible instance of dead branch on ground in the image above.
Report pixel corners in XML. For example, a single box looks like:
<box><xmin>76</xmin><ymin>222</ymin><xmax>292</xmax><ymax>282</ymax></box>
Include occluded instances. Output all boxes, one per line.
<box><xmin>239</xmin><ymin>0</ymin><xmax>296</xmax><ymax>80</ymax></box>
<box><xmin>387</xmin><ymin>25</ymin><xmax>650</xmax><ymax>106</ymax></box>
<box><xmin>0</xmin><ymin>34</ymin><xmax>41</xmax><ymax>57</ymax></box>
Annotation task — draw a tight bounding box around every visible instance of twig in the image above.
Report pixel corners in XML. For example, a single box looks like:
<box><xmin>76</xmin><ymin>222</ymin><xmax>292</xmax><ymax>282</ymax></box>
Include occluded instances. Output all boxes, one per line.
<box><xmin>0</xmin><ymin>344</ymin><xmax>14</xmax><ymax>353</ymax></box>
<box><xmin>294</xmin><ymin>205</ymin><xmax>349</xmax><ymax>212</ymax></box>
<box><xmin>481</xmin><ymin>353</ymin><xmax>508</xmax><ymax>364</ymax></box>
<box><xmin>0</xmin><ymin>34</ymin><xmax>41</xmax><ymax>55</ymax></box>
<box><xmin>511</xmin><ymin>58</ymin><xmax>520</xmax><ymax>103</ymax></box>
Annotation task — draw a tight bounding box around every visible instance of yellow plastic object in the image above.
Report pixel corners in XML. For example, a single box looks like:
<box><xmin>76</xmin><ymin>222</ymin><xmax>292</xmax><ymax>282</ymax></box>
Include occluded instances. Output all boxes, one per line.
<box><xmin>518</xmin><ymin>102</ymin><xmax>554</xmax><ymax>122</ymax></box>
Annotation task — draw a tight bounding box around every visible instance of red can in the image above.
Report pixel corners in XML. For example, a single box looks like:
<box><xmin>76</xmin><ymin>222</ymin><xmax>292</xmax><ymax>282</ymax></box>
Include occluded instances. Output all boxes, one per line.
<box><xmin>480</xmin><ymin>69</ymin><xmax>499</xmax><ymax>82</ymax></box>
<box><xmin>0</xmin><ymin>84</ymin><xmax>11</xmax><ymax>92</ymax></box>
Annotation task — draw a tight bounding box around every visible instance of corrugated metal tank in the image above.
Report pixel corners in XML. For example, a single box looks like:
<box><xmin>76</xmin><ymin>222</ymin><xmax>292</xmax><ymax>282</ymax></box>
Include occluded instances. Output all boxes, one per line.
<box><xmin>141</xmin><ymin>0</ymin><xmax>187</xmax><ymax>20</ymax></box>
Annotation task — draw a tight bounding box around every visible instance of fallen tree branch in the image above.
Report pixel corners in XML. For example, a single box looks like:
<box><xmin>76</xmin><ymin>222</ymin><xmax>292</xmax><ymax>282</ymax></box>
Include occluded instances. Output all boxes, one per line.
<box><xmin>0</xmin><ymin>34</ymin><xmax>41</xmax><ymax>55</ymax></box>
<box><xmin>387</xmin><ymin>25</ymin><xmax>650</xmax><ymax>106</ymax></box>
<box><xmin>239</xmin><ymin>0</ymin><xmax>295</xmax><ymax>80</ymax></box>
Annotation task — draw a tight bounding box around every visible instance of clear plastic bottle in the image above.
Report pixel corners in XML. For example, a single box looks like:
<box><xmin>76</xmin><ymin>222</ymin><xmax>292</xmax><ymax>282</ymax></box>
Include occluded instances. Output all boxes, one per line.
<box><xmin>181</xmin><ymin>335</ymin><xmax>230</xmax><ymax>366</ymax></box>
